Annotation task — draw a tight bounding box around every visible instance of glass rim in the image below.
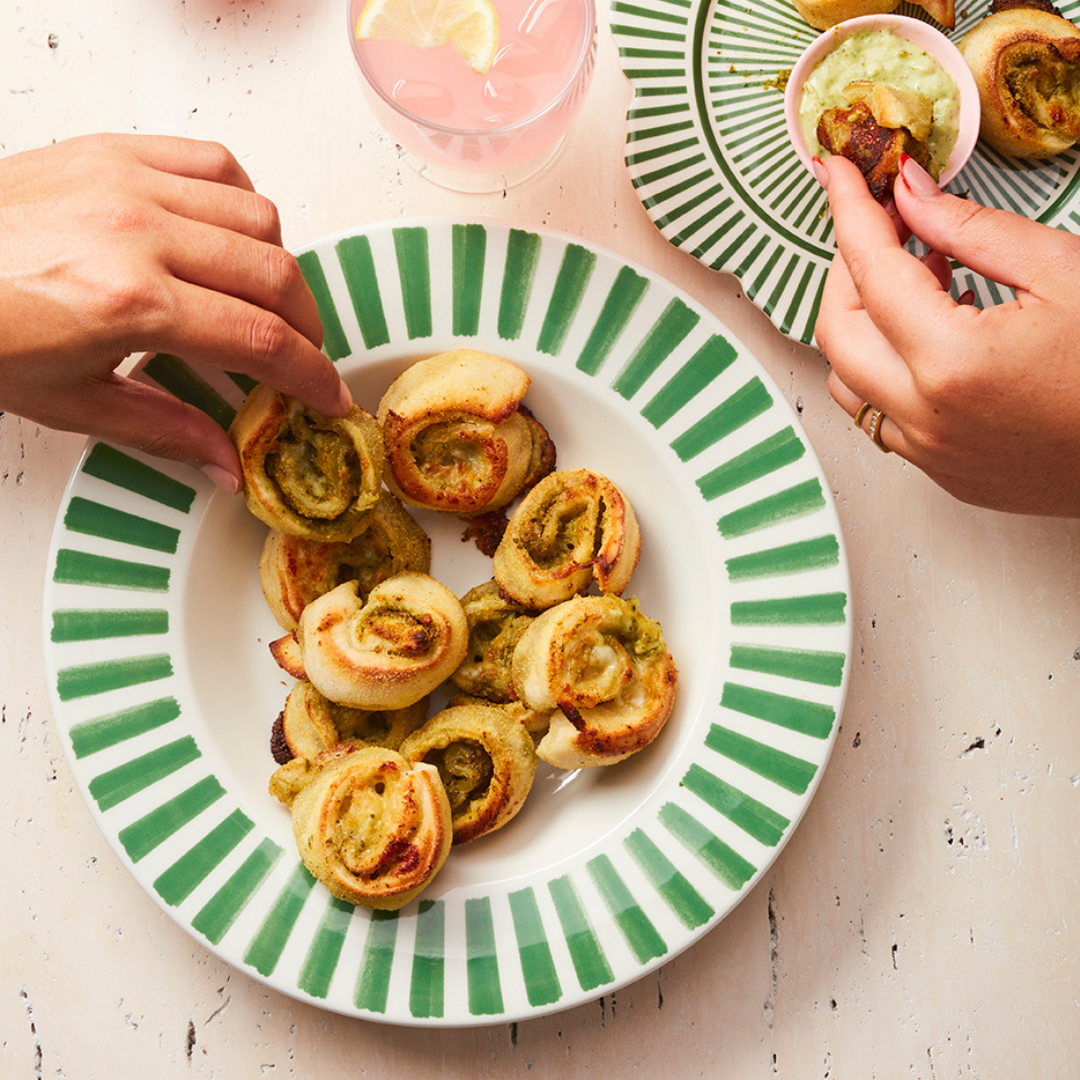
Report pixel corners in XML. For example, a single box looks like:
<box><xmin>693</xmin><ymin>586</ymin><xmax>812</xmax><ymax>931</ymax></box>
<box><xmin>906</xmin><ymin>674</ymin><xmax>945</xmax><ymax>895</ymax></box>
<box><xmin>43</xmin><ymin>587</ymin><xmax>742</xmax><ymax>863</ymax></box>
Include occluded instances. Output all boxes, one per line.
<box><xmin>347</xmin><ymin>0</ymin><xmax>597</xmax><ymax>139</ymax></box>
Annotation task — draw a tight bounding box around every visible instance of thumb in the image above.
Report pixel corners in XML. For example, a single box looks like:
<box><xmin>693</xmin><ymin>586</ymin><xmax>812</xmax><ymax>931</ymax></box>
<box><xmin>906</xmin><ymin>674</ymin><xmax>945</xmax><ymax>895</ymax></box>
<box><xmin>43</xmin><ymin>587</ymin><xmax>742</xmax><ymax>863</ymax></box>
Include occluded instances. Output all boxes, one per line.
<box><xmin>894</xmin><ymin>155</ymin><xmax>1080</xmax><ymax>301</ymax></box>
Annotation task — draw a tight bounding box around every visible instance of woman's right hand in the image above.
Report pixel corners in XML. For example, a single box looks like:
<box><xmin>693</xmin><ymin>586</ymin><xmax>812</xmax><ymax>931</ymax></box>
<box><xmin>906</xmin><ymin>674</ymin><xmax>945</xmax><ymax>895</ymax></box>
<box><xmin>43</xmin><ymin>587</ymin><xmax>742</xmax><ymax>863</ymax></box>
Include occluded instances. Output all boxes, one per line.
<box><xmin>816</xmin><ymin>153</ymin><xmax>1080</xmax><ymax>516</ymax></box>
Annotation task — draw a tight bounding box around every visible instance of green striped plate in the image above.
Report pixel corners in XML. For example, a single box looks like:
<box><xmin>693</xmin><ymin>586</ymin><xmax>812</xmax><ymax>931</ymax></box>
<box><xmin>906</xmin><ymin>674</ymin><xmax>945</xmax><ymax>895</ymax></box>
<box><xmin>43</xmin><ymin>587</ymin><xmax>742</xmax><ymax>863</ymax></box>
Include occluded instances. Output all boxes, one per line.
<box><xmin>612</xmin><ymin>0</ymin><xmax>1080</xmax><ymax>344</ymax></box>
<box><xmin>43</xmin><ymin>219</ymin><xmax>850</xmax><ymax>1025</ymax></box>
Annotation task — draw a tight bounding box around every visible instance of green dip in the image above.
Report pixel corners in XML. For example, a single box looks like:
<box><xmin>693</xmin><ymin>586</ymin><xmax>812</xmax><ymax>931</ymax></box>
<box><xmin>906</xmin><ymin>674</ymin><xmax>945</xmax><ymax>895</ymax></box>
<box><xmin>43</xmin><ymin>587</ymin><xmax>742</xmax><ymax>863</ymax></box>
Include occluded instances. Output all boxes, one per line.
<box><xmin>800</xmin><ymin>29</ymin><xmax>961</xmax><ymax>173</ymax></box>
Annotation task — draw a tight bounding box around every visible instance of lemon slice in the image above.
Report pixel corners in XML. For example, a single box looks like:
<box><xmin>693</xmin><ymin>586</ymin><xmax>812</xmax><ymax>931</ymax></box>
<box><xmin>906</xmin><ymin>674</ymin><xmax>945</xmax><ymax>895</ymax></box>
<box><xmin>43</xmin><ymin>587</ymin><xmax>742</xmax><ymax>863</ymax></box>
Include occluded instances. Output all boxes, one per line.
<box><xmin>356</xmin><ymin>0</ymin><xmax>500</xmax><ymax>75</ymax></box>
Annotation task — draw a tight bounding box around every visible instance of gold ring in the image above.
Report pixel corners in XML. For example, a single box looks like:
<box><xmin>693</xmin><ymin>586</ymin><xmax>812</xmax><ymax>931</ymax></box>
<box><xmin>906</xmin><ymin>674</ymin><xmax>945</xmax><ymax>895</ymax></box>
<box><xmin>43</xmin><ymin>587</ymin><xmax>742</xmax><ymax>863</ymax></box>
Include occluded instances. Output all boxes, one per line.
<box><xmin>853</xmin><ymin>401</ymin><xmax>872</xmax><ymax>428</ymax></box>
<box><xmin>866</xmin><ymin>409</ymin><xmax>892</xmax><ymax>454</ymax></box>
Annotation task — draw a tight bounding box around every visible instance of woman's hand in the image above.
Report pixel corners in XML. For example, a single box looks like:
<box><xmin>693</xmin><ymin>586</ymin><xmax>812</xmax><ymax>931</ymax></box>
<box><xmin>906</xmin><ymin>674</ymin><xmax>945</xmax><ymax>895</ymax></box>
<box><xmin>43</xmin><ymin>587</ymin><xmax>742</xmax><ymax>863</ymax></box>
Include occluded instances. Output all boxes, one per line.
<box><xmin>0</xmin><ymin>134</ymin><xmax>351</xmax><ymax>491</ymax></box>
<box><xmin>816</xmin><ymin>153</ymin><xmax>1080</xmax><ymax>516</ymax></box>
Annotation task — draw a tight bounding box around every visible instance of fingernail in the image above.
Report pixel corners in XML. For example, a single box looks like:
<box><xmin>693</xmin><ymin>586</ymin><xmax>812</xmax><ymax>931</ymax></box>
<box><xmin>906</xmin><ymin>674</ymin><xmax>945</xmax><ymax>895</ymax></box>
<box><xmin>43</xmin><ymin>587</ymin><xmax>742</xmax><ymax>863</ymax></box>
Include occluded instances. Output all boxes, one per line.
<box><xmin>337</xmin><ymin>379</ymin><xmax>354</xmax><ymax>414</ymax></box>
<box><xmin>899</xmin><ymin>154</ymin><xmax>941</xmax><ymax>199</ymax></box>
<box><xmin>202</xmin><ymin>463</ymin><xmax>243</xmax><ymax>495</ymax></box>
<box><xmin>958</xmin><ymin>289</ymin><xmax>975</xmax><ymax>306</ymax></box>
<box><xmin>811</xmin><ymin>155</ymin><xmax>829</xmax><ymax>189</ymax></box>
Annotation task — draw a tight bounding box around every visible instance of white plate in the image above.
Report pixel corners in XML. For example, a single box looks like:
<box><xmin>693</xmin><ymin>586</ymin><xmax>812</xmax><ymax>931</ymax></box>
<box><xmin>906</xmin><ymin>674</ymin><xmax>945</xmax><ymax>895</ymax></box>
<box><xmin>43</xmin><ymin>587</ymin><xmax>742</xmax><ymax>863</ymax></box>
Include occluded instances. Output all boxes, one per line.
<box><xmin>43</xmin><ymin>219</ymin><xmax>851</xmax><ymax>1025</ymax></box>
<box><xmin>612</xmin><ymin>0</ymin><xmax>1080</xmax><ymax>344</ymax></box>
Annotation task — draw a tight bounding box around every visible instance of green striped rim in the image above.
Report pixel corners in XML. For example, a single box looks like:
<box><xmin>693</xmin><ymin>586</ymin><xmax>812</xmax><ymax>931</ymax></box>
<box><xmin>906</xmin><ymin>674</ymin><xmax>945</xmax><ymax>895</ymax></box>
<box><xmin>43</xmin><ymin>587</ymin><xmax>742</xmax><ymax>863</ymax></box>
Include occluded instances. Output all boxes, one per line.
<box><xmin>298</xmin><ymin>898</ymin><xmax>355</xmax><ymax>999</ymax></box>
<box><xmin>549</xmin><ymin>874</ymin><xmax>615</xmax><ymax>991</ymax></box>
<box><xmin>64</xmin><ymin>496</ymin><xmax>180</xmax><ymax>553</ymax></box>
<box><xmin>69</xmin><ymin>697</ymin><xmax>182</xmax><ymax>758</ymax></box>
<box><xmin>297</xmin><ymin>249</ymin><xmax>351</xmax><ymax>361</ymax></box>
<box><xmin>119</xmin><ymin>775</ymin><xmax>226</xmax><ymax>863</ymax></box>
<box><xmin>192</xmin><ymin>838</ymin><xmax>283</xmax><ymax>945</ymax></box>
<box><xmin>411</xmin><ymin>899</ymin><xmax>446</xmax><ymax>1018</ymax></box>
<box><xmin>355</xmin><ymin>910</ymin><xmax>398</xmax><ymax>1014</ymax></box>
<box><xmin>658</xmin><ymin>802</ymin><xmax>757</xmax><ymax>891</ymax></box>
<box><xmin>706</xmin><ymin>723</ymin><xmax>818</xmax><ymax>795</ymax></box>
<box><xmin>81</xmin><ymin>444</ymin><xmax>196</xmax><ymax>512</ymax></box>
<box><xmin>624</xmin><ymin>828</ymin><xmax>714</xmax><ymax>928</ymax></box>
<box><xmin>53</xmin><ymin>549</ymin><xmax>170</xmax><ymax>592</ymax></box>
<box><xmin>51</xmin><ymin>608</ymin><xmax>169</xmax><ymax>643</ymax></box>
<box><xmin>56</xmin><ymin>652</ymin><xmax>173</xmax><ymax>701</ymax></box>
<box><xmin>154</xmin><ymin>809</ymin><xmax>256</xmax><ymax>906</ymax></box>
<box><xmin>509</xmin><ymin>888</ymin><xmax>563</xmax><ymax>1006</ymax></box>
<box><xmin>721</xmin><ymin>681</ymin><xmax>835</xmax><ymax>739</ymax></box>
<box><xmin>88</xmin><ymin>735</ymin><xmax>201</xmax><ymax>811</ymax></box>
<box><xmin>245</xmin><ymin>862</ymin><xmax>318</xmax><ymax>976</ymax></box>
<box><xmin>142</xmin><ymin>355</ymin><xmax>236</xmax><ymax>430</ymax></box>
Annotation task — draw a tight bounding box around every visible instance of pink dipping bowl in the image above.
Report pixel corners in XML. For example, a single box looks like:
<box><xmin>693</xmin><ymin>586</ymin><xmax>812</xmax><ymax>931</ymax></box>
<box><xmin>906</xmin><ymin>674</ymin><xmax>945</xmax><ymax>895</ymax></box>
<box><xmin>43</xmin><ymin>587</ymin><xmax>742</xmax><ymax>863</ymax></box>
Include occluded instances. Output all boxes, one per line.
<box><xmin>783</xmin><ymin>13</ymin><xmax>981</xmax><ymax>189</ymax></box>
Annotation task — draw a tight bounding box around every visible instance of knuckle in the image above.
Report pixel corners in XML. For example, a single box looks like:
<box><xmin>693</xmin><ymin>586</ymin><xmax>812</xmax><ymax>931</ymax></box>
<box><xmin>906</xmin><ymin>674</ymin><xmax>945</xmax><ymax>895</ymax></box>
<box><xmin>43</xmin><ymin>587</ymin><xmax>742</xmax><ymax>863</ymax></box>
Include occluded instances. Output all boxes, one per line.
<box><xmin>911</xmin><ymin>361</ymin><xmax>964</xmax><ymax>411</ymax></box>
<box><xmin>246</xmin><ymin>308</ymin><xmax>293</xmax><ymax>369</ymax></box>
<box><xmin>94</xmin><ymin>193</ymin><xmax>154</xmax><ymax>237</ymax></box>
<box><xmin>241</xmin><ymin>191</ymin><xmax>282</xmax><ymax>243</ymax></box>
<box><xmin>198</xmin><ymin>140</ymin><xmax>242</xmax><ymax>183</ymax></box>
<box><xmin>262</xmin><ymin>244</ymin><xmax>303</xmax><ymax>298</ymax></box>
<box><xmin>91</xmin><ymin>272</ymin><xmax>165</xmax><ymax>330</ymax></box>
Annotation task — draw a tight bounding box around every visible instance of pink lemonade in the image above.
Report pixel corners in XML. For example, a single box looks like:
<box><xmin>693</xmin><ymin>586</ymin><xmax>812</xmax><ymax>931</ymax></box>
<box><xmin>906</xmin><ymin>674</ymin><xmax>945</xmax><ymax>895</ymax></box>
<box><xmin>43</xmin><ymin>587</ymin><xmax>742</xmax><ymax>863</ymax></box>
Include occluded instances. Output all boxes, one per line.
<box><xmin>350</xmin><ymin>0</ymin><xmax>595</xmax><ymax>177</ymax></box>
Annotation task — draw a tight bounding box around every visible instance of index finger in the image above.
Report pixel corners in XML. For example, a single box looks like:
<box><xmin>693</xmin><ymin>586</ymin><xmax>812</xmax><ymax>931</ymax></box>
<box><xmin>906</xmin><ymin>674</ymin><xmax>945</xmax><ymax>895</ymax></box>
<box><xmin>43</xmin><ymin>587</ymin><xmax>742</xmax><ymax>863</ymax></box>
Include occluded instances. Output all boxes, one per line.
<box><xmin>822</xmin><ymin>156</ymin><xmax>960</xmax><ymax>355</ymax></box>
<box><xmin>119</xmin><ymin>134</ymin><xmax>258</xmax><ymax>192</ymax></box>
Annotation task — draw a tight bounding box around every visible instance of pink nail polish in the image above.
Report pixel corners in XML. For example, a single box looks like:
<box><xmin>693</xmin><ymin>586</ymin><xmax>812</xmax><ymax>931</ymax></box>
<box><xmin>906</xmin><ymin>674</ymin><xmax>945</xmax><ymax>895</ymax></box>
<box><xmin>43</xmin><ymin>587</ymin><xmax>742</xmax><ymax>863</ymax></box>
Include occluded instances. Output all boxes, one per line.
<box><xmin>811</xmin><ymin>155</ymin><xmax>829</xmax><ymax>188</ymax></box>
<box><xmin>899</xmin><ymin>154</ymin><xmax>942</xmax><ymax>199</ymax></box>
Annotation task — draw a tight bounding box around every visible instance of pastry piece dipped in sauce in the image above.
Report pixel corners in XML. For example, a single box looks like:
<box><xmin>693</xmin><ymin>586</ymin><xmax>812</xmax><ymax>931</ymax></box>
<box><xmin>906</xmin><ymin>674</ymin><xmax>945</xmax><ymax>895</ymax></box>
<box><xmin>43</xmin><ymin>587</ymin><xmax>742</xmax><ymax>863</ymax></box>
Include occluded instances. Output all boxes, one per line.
<box><xmin>800</xmin><ymin>28</ymin><xmax>962</xmax><ymax>200</ymax></box>
<box><xmin>230</xmin><ymin>383</ymin><xmax>385</xmax><ymax>542</ymax></box>
<box><xmin>399</xmin><ymin>702</ymin><xmax>538</xmax><ymax>844</ymax></box>
<box><xmin>817</xmin><ymin>85</ymin><xmax>935</xmax><ymax>200</ymax></box>
<box><xmin>260</xmin><ymin>490</ymin><xmax>431</xmax><ymax>633</ymax></box>
<box><xmin>269</xmin><ymin>743</ymin><xmax>451</xmax><ymax>909</ymax></box>
<box><xmin>297</xmin><ymin>572</ymin><xmax>468</xmax><ymax>710</ymax></box>
<box><xmin>269</xmin><ymin>678</ymin><xmax>429</xmax><ymax>764</ymax></box>
<box><xmin>510</xmin><ymin>595</ymin><xmax>677</xmax><ymax>769</ymax></box>
<box><xmin>958</xmin><ymin>0</ymin><xmax>1080</xmax><ymax>157</ymax></box>
<box><xmin>492</xmin><ymin>468</ymin><xmax>641</xmax><ymax>610</ymax></box>
<box><xmin>377</xmin><ymin>350</ymin><xmax>555</xmax><ymax>516</ymax></box>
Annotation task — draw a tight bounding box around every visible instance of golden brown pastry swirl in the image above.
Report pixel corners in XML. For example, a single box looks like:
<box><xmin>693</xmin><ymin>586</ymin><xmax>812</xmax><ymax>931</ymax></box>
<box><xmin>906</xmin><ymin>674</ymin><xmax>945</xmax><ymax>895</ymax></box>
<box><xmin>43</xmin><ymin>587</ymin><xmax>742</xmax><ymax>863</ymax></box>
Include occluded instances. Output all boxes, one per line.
<box><xmin>510</xmin><ymin>595</ymin><xmax>677</xmax><ymax>769</ymax></box>
<box><xmin>230</xmin><ymin>383</ymin><xmax>385</xmax><ymax>542</ymax></box>
<box><xmin>449</xmin><ymin>581</ymin><xmax>536</xmax><ymax>703</ymax></box>
<box><xmin>270</xmin><ymin>743</ymin><xmax>451</xmax><ymax>909</ymax></box>
<box><xmin>959</xmin><ymin>6</ymin><xmax>1080</xmax><ymax>157</ymax></box>
<box><xmin>377</xmin><ymin>350</ymin><xmax>551</xmax><ymax>515</ymax></box>
<box><xmin>399</xmin><ymin>702</ymin><xmax>538</xmax><ymax>843</ymax></box>
<box><xmin>492</xmin><ymin>468</ymin><xmax>641</xmax><ymax>609</ymax></box>
<box><xmin>270</xmin><ymin>679</ymin><xmax>429</xmax><ymax>763</ymax></box>
<box><xmin>297</xmin><ymin>572</ymin><xmax>469</xmax><ymax>710</ymax></box>
<box><xmin>260</xmin><ymin>491</ymin><xmax>431</xmax><ymax>632</ymax></box>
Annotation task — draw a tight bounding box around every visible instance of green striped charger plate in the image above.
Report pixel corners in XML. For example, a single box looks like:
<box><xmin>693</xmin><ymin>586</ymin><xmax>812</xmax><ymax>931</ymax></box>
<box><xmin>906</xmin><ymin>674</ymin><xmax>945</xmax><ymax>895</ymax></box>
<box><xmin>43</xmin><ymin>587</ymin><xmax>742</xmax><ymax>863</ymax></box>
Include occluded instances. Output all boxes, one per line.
<box><xmin>613</xmin><ymin>0</ymin><xmax>1080</xmax><ymax>345</ymax></box>
<box><xmin>43</xmin><ymin>219</ymin><xmax>850</xmax><ymax>1025</ymax></box>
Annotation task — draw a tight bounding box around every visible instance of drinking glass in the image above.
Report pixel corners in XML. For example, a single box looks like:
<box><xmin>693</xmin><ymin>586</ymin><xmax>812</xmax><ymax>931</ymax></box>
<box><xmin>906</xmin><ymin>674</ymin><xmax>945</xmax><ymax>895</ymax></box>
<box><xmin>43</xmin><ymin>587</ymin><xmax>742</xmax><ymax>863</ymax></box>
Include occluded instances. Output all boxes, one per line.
<box><xmin>348</xmin><ymin>0</ymin><xmax>597</xmax><ymax>192</ymax></box>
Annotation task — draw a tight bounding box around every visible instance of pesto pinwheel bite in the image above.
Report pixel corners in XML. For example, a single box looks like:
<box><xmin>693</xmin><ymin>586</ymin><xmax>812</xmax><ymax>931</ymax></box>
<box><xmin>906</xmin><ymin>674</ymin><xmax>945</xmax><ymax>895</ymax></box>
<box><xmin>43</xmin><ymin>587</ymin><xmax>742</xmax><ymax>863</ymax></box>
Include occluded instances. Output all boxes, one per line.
<box><xmin>511</xmin><ymin>594</ymin><xmax>677</xmax><ymax>769</ymax></box>
<box><xmin>269</xmin><ymin>743</ymin><xmax>451</xmax><ymax>909</ymax></box>
<box><xmin>297</xmin><ymin>572</ymin><xmax>469</xmax><ymax>710</ymax></box>
<box><xmin>449</xmin><ymin>580</ymin><xmax>537</xmax><ymax>703</ymax></box>
<box><xmin>377</xmin><ymin>349</ymin><xmax>554</xmax><ymax>515</ymax></box>
<box><xmin>399</xmin><ymin>702</ymin><xmax>538</xmax><ymax>844</ymax></box>
<box><xmin>492</xmin><ymin>468</ymin><xmax>641</xmax><ymax>609</ymax></box>
<box><xmin>270</xmin><ymin>678</ymin><xmax>429</xmax><ymax>764</ymax></box>
<box><xmin>230</xmin><ymin>383</ymin><xmax>385</xmax><ymax>541</ymax></box>
<box><xmin>958</xmin><ymin>4</ymin><xmax>1080</xmax><ymax>158</ymax></box>
<box><xmin>259</xmin><ymin>490</ymin><xmax>431</xmax><ymax>632</ymax></box>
